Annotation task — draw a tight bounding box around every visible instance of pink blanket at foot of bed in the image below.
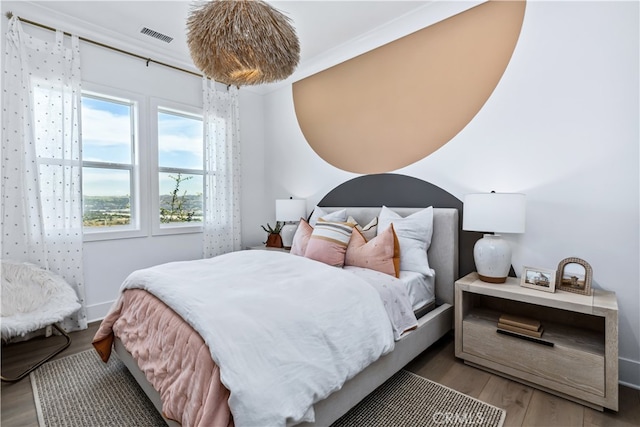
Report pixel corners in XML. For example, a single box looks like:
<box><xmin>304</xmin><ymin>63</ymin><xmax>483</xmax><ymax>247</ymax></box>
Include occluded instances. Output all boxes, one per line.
<box><xmin>93</xmin><ymin>289</ymin><xmax>233</xmax><ymax>427</ymax></box>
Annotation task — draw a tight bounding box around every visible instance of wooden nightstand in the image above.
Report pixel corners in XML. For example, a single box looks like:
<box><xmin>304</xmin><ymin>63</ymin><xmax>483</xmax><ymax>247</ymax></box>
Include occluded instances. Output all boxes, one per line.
<box><xmin>454</xmin><ymin>272</ymin><xmax>618</xmax><ymax>411</ymax></box>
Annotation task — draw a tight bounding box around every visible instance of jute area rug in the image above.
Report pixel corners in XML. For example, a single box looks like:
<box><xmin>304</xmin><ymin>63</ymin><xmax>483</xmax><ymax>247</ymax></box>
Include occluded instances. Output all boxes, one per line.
<box><xmin>31</xmin><ymin>350</ymin><xmax>506</xmax><ymax>427</ymax></box>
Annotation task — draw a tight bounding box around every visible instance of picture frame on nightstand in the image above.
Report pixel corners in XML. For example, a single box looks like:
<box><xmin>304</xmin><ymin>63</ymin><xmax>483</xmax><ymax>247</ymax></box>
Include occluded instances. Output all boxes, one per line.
<box><xmin>556</xmin><ymin>257</ymin><xmax>592</xmax><ymax>296</ymax></box>
<box><xmin>521</xmin><ymin>266</ymin><xmax>556</xmax><ymax>293</ymax></box>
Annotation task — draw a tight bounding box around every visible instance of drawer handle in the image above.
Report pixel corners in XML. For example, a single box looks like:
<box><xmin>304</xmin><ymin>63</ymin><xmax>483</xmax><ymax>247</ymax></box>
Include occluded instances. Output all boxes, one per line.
<box><xmin>496</xmin><ymin>329</ymin><xmax>554</xmax><ymax>347</ymax></box>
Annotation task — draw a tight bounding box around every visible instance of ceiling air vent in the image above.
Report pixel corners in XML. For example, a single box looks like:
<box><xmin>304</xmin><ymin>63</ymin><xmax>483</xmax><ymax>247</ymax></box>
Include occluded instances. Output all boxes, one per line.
<box><xmin>140</xmin><ymin>27</ymin><xmax>173</xmax><ymax>44</ymax></box>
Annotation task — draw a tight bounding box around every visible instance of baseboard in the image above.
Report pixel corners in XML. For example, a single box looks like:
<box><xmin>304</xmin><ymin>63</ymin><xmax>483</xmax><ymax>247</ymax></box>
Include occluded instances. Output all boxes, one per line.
<box><xmin>619</xmin><ymin>357</ymin><xmax>640</xmax><ymax>390</ymax></box>
<box><xmin>86</xmin><ymin>300</ymin><xmax>115</xmax><ymax>323</ymax></box>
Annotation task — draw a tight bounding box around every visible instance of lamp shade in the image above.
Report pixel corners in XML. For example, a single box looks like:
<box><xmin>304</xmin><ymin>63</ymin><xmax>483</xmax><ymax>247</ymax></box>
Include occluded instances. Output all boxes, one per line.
<box><xmin>463</xmin><ymin>193</ymin><xmax>526</xmax><ymax>234</ymax></box>
<box><xmin>276</xmin><ymin>199</ymin><xmax>306</xmax><ymax>222</ymax></box>
<box><xmin>187</xmin><ymin>0</ymin><xmax>300</xmax><ymax>86</ymax></box>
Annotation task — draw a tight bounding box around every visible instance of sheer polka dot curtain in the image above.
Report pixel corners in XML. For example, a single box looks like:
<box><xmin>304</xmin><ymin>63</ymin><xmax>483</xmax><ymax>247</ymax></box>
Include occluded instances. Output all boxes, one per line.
<box><xmin>202</xmin><ymin>78</ymin><xmax>242</xmax><ymax>258</ymax></box>
<box><xmin>1</xmin><ymin>17</ymin><xmax>88</xmax><ymax>332</ymax></box>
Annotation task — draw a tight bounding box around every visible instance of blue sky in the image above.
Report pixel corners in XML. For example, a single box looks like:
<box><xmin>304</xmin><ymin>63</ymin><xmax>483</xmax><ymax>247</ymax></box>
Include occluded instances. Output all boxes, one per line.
<box><xmin>81</xmin><ymin>96</ymin><xmax>203</xmax><ymax>197</ymax></box>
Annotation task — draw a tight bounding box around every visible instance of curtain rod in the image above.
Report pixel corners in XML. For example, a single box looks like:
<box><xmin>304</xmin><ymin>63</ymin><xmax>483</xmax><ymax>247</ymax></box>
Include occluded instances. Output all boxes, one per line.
<box><xmin>5</xmin><ymin>11</ymin><xmax>203</xmax><ymax>79</ymax></box>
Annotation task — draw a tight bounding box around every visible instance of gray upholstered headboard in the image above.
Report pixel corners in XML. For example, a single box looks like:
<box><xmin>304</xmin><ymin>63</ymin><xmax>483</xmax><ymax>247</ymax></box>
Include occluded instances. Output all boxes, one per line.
<box><xmin>316</xmin><ymin>207</ymin><xmax>459</xmax><ymax>306</ymax></box>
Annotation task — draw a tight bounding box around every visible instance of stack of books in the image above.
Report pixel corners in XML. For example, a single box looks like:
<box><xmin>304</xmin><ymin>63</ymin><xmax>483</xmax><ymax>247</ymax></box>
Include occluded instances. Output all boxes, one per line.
<box><xmin>497</xmin><ymin>313</ymin><xmax>543</xmax><ymax>338</ymax></box>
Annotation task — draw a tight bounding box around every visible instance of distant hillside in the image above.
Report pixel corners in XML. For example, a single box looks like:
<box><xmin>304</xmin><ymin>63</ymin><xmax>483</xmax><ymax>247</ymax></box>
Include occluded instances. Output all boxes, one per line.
<box><xmin>83</xmin><ymin>195</ymin><xmax>203</xmax><ymax>227</ymax></box>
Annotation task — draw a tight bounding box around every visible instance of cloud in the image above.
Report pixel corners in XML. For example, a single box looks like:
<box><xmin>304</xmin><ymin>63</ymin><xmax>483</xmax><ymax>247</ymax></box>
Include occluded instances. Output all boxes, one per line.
<box><xmin>80</xmin><ymin>99</ymin><xmax>204</xmax><ymax>168</ymax></box>
<box><xmin>158</xmin><ymin>113</ymin><xmax>203</xmax><ymax>159</ymax></box>
<box><xmin>81</xmin><ymin>106</ymin><xmax>132</xmax><ymax>148</ymax></box>
<box><xmin>158</xmin><ymin>134</ymin><xmax>203</xmax><ymax>157</ymax></box>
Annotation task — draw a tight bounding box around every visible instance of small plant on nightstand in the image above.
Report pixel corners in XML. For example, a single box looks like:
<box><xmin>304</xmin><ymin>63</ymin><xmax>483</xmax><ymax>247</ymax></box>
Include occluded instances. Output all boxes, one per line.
<box><xmin>261</xmin><ymin>222</ymin><xmax>284</xmax><ymax>248</ymax></box>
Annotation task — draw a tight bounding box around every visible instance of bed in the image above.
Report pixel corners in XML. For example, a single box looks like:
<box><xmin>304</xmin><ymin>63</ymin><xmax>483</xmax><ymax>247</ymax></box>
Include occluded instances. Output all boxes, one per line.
<box><xmin>93</xmin><ymin>206</ymin><xmax>459</xmax><ymax>427</ymax></box>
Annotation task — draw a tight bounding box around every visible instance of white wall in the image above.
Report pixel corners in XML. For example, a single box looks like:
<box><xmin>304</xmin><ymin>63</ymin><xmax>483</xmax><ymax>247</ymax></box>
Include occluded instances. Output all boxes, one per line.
<box><xmin>262</xmin><ymin>1</ymin><xmax>640</xmax><ymax>387</ymax></box>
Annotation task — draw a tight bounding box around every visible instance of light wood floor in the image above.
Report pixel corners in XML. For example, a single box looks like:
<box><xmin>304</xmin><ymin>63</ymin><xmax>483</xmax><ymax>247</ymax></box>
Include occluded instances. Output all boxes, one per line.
<box><xmin>2</xmin><ymin>324</ymin><xmax>639</xmax><ymax>427</ymax></box>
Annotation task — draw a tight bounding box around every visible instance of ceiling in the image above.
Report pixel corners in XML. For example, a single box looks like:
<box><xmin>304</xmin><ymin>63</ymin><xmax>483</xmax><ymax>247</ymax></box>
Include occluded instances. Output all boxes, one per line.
<box><xmin>6</xmin><ymin>1</ymin><xmax>485</xmax><ymax>91</ymax></box>
<box><xmin>10</xmin><ymin>1</ymin><xmax>429</xmax><ymax>87</ymax></box>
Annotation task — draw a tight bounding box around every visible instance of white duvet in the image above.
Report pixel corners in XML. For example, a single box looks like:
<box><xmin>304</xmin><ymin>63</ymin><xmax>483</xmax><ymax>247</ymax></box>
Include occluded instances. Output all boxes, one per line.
<box><xmin>120</xmin><ymin>250</ymin><xmax>399</xmax><ymax>427</ymax></box>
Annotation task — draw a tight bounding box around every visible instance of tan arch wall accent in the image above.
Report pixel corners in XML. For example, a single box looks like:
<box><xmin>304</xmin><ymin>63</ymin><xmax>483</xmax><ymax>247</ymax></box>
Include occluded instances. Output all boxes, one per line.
<box><xmin>292</xmin><ymin>0</ymin><xmax>526</xmax><ymax>174</ymax></box>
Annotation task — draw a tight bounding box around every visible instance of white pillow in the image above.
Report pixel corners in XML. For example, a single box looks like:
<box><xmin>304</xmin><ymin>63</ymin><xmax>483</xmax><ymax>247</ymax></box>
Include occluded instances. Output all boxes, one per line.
<box><xmin>308</xmin><ymin>206</ymin><xmax>347</xmax><ymax>227</ymax></box>
<box><xmin>377</xmin><ymin>206</ymin><xmax>434</xmax><ymax>276</ymax></box>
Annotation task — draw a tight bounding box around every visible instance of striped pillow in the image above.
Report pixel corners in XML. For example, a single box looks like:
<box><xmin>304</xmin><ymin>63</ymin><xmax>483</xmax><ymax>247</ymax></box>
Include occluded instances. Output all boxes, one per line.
<box><xmin>304</xmin><ymin>219</ymin><xmax>355</xmax><ymax>267</ymax></box>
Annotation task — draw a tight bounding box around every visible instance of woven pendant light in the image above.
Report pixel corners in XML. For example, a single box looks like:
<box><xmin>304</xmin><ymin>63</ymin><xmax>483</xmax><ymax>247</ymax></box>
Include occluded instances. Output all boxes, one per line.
<box><xmin>187</xmin><ymin>0</ymin><xmax>300</xmax><ymax>86</ymax></box>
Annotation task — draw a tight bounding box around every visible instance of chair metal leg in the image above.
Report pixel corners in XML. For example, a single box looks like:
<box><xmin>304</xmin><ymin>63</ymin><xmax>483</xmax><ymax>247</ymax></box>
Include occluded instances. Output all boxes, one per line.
<box><xmin>1</xmin><ymin>323</ymin><xmax>72</xmax><ymax>383</ymax></box>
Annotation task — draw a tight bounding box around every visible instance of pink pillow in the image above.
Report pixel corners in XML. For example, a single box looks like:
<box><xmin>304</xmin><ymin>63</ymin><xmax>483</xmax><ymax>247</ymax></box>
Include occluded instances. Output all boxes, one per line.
<box><xmin>290</xmin><ymin>219</ymin><xmax>313</xmax><ymax>256</ymax></box>
<box><xmin>304</xmin><ymin>220</ymin><xmax>355</xmax><ymax>267</ymax></box>
<box><xmin>345</xmin><ymin>224</ymin><xmax>400</xmax><ymax>277</ymax></box>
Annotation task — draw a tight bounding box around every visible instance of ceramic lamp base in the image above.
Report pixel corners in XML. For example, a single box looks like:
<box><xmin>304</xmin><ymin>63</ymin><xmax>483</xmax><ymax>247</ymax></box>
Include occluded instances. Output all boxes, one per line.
<box><xmin>474</xmin><ymin>234</ymin><xmax>511</xmax><ymax>283</ymax></box>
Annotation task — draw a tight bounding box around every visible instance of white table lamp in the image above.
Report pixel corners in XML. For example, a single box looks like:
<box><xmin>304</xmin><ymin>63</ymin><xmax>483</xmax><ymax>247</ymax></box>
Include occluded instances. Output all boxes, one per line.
<box><xmin>463</xmin><ymin>192</ymin><xmax>526</xmax><ymax>283</ymax></box>
<box><xmin>276</xmin><ymin>198</ymin><xmax>306</xmax><ymax>249</ymax></box>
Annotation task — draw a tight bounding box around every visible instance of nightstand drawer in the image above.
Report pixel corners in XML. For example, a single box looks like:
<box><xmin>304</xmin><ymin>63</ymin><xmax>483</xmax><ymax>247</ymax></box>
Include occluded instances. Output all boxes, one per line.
<box><xmin>462</xmin><ymin>318</ymin><xmax>605</xmax><ymax>396</ymax></box>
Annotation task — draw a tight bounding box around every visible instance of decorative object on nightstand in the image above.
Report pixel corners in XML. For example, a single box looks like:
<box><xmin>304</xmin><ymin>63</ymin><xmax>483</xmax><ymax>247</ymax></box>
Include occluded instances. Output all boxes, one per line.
<box><xmin>497</xmin><ymin>313</ymin><xmax>544</xmax><ymax>338</ymax></box>
<box><xmin>556</xmin><ymin>257</ymin><xmax>592</xmax><ymax>296</ymax></box>
<box><xmin>276</xmin><ymin>198</ymin><xmax>306</xmax><ymax>249</ymax></box>
<box><xmin>520</xmin><ymin>266</ymin><xmax>556</xmax><ymax>293</ymax></box>
<box><xmin>463</xmin><ymin>192</ymin><xmax>526</xmax><ymax>283</ymax></box>
<box><xmin>261</xmin><ymin>222</ymin><xmax>284</xmax><ymax>248</ymax></box>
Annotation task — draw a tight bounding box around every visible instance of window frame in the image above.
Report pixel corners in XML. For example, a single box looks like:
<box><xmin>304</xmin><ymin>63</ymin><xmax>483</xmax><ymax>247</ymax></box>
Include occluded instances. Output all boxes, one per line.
<box><xmin>81</xmin><ymin>83</ymin><xmax>149</xmax><ymax>242</ymax></box>
<box><xmin>149</xmin><ymin>97</ymin><xmax>205</xmax><ymax>236</ymax></box>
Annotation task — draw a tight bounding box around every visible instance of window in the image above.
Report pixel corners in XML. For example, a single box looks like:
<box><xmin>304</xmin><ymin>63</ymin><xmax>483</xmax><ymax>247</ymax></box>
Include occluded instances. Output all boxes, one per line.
<box><xmin>79</xmin><ymin>90</ymin><xmax>203</xmax><ymax>240</ymax></box>
<box><xmin>80</xmin><ymin>88</ymin><xmax>145</xmax><ymax>240</ymax></box>
<box><xmin>152</xmin><ymin>101</ymin><xmax>204</xmax><ymax>234</ymax></box>
<box><xmin>81</xmin><ymin>94</ymin><xmax>135</xmax><ymax>229</ymax></box>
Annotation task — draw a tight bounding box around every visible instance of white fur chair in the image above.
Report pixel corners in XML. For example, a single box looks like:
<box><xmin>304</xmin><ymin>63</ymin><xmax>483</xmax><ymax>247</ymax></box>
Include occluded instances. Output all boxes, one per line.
<box><xmin>1</xmin><ymin>259</ymin><xmax>81</xmax><ymax>382</ymax></box>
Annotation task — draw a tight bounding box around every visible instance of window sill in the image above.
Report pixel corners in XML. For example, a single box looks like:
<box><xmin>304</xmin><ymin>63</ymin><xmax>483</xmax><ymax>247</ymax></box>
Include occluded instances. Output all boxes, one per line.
<box><xmin>83</xmin><ymin>228</ymin><xmax>148</xmax><ymax>242</ymax></box>
<box><xmin>152</xmin><ymin>223</ymin><xmax>203</xmax><ymax>236</ymax></box>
